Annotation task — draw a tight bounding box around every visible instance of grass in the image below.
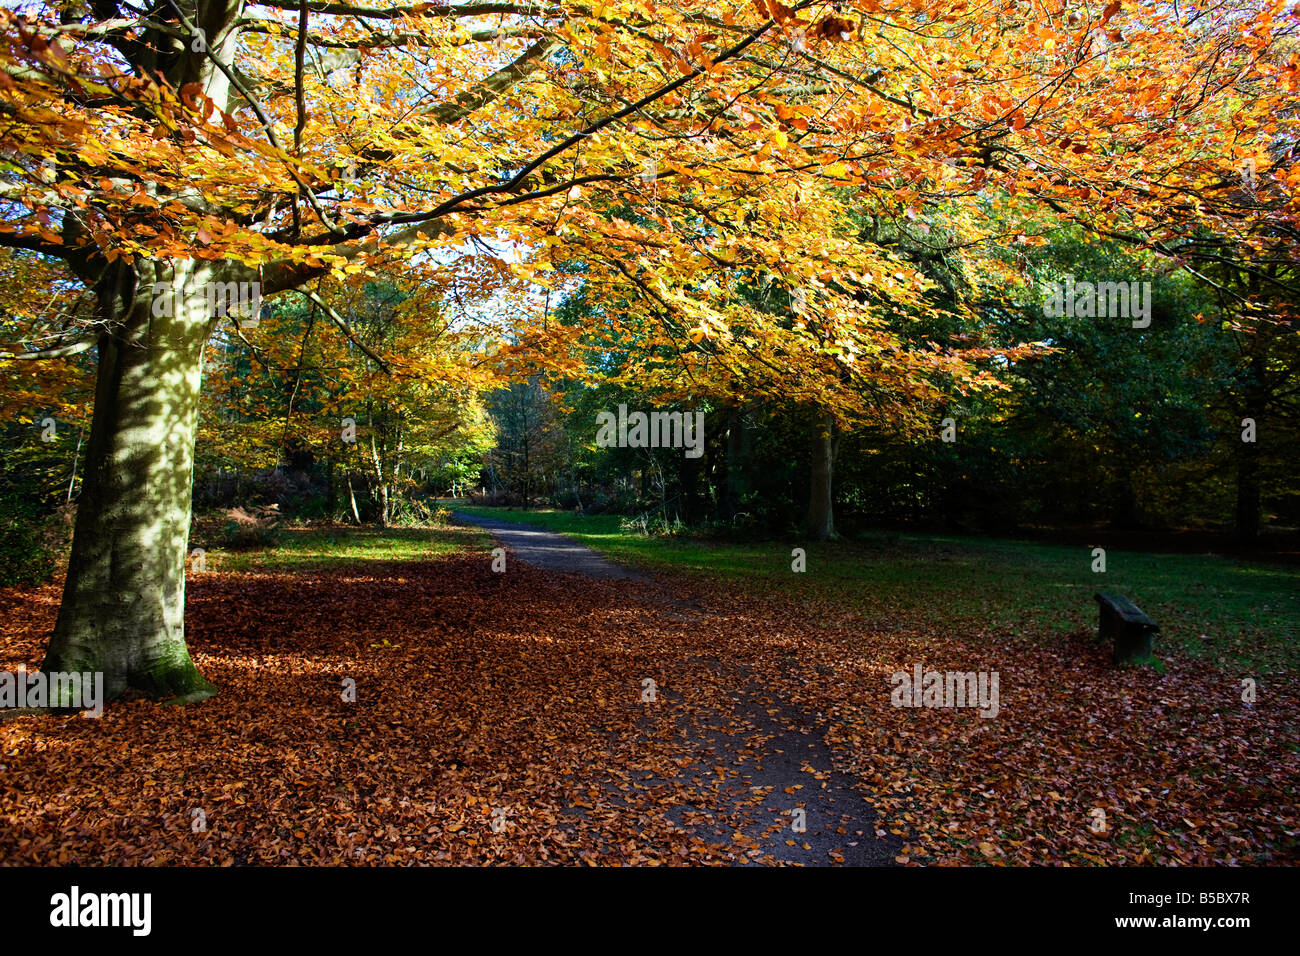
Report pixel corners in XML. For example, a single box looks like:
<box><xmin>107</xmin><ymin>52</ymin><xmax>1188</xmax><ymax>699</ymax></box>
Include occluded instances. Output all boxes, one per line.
<box><xmin>449</xmin><ymin>503</ymin><xmax>1300</xmax><ymax>671</ymax></box>
<box><xmin>202</xmin><ymin>523</ymin><xmax>490</xmax><ymax>573</ymax></box>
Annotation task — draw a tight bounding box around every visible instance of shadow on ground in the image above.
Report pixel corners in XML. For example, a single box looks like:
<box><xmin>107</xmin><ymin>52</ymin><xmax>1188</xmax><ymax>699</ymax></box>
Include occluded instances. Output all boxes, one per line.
<box><xmin>0</xmin><ymin>533</ymin><xmax>898</xmax><ymax>865</ymax></box>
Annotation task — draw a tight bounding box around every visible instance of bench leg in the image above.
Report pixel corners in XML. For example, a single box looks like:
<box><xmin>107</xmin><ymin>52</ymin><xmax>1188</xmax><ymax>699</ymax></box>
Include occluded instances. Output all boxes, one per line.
<box><xmin>1113</xmin><ymin>628</ymin><xmax>1155</xmax><ymax>667</ymax></box>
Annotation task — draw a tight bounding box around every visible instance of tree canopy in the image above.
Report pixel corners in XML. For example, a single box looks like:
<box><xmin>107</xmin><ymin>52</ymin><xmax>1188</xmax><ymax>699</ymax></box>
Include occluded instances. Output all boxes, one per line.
<box><xmin>0</xmin><ymin>0</ymin><xmax>1295</xmax><ymax>701</ymax></box>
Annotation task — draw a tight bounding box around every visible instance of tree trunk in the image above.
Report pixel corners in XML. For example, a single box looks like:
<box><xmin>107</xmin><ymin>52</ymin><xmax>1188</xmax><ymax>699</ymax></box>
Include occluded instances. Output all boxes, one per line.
<box><xmin>1235</xmin><ymin>357</ymin><xmax>1266</xmax><ymax>540</ymax></box>
<box><xmin>1235</xmin><ymin>429</ymin><xmax>1261</xmax><ymax>539</ymax></box>
<box><xmin>347</xmin><ymin>470</ymin><xmax>362</xmax><ymax>524</ymax></box>
<box><xmin>327</xmin><ymin>457</ymin><xmax>337</xmax><ymax>519</ymax></box>
<box><xmin>66</xmin><ymin>426</ymin><xmax>83</xmax><ymax>504</ymax></box>
<box><xmin>369</xmin><ymin>433</ymin><xmax>389</xmax><ymax>527</ymax></box>
<box><xmin>41</xmin><ymin>262</ymin><xmax>218</xmax><ymax>704</ymax></box>
<box><xmin>679</xmin><ymin>450</ymin><xmax>697</xmax><ymax>525</ymax></box>
<box><xmin>806</xmin><ymin>411</ymin><xmax>839</xmax><ymax>540</ymax></box>
<box><xmin>723</xmin><ymin>405</ymin><xmax>751</xmax><ymax>519</ymax></box>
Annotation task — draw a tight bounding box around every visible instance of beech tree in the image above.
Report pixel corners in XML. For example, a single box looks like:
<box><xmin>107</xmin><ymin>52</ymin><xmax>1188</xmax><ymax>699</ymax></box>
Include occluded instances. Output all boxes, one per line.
<box><xmin>0</xmin><ymin>0</ymin><xmax>1292</xmax><ymax>703</ymax></box>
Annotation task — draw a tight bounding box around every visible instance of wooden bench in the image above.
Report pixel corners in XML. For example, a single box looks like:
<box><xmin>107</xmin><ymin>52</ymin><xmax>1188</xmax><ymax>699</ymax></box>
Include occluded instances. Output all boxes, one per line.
<box><xmin>1095</xmin><ymin>592</ymin><xmax>1159</xmax><ymax>666</ymax></box>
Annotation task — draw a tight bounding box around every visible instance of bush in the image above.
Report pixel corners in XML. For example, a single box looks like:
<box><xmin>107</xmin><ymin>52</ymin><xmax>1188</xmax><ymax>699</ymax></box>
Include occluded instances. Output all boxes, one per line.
<box><xmin>293</xmin><ymin>492</ymin><xmax>332</xmax><ymax>521</ymax></box>
<box><xmin>386</xmin><ymin>495</ymin><xmax>432</xmax><ymax>526</ymax></box>
<box><xmin>214</xmin><ymin>505</ymin><xmax>282</xmax><ymax>550</ymax></box>
<box><xmin>0</xmin><ymin>498</ymin><xmax>74</xmax><ymax>586</ymax></box>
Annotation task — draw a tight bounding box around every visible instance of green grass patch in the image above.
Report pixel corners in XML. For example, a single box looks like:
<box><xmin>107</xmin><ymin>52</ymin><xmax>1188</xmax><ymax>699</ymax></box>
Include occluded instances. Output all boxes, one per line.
<box><xmin>450</xmin><ymin>504</ymin><xmax>1299</xmax><ymax>671</ymax></box>
<box><xmin>203</xmin><ymin>524</ymin><xmax>489</xmax><ymax>573</ymax></box>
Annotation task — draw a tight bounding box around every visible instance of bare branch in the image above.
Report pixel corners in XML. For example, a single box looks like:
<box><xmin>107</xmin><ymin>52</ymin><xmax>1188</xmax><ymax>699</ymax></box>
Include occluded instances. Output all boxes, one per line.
<box><xmin>249</xmin><ymin>2</ymin><xmax>562</xmax><ymax>20</ymax></box>
<box><xmin>296</xmin><ymin>288</ymin><xmax>392</xmax><ymax>372</ymax></box>
<box><xmin>1</xmin><ymin>335</ymin><xmax>98</xmax><ymax>361</ymax></box>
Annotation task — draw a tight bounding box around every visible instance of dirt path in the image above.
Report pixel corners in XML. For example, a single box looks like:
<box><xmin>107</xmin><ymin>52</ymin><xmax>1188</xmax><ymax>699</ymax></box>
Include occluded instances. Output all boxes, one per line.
<box><xmin>453</xmin><ymin>512</ymin><xmax>650</xmax><ymax>580</ymax></box>
<box><xmin>454</xmin><ymin>511</ymin><xmax>898</xmax><ymax>866</ymax></box>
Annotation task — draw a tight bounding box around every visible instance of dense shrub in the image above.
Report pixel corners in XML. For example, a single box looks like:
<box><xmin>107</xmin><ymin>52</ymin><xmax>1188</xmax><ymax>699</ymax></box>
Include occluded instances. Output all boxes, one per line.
<box><xmin>0</xmin><ymin>497</ymin><xmax>74</xmax><ymax>586</ymax></box>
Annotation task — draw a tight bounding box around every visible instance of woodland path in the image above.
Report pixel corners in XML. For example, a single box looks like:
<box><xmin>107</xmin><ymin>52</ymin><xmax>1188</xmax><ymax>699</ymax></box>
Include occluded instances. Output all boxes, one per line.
<box><xmin>452</xmin><ymin>511</ymin><xmax>898</xmax><ymax>866</ymax></box>
<box><xmin>452</xmin><ymin>512</ymin><xmax>650</xmax><ymax>581</ymax></box>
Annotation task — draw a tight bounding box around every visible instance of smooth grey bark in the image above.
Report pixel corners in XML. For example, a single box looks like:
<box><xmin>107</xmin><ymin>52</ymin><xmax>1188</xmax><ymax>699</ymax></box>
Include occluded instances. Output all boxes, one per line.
<box><xmin>33</xmin><ymin>2</ymin><xmax>248</xmax><ymax>706</ymax></box>
<box><xmin>23</xmin><ymin>0</ymin><xmax>529</xmax><ymax>708</ymax></box>
<box><xmin>346</xmin><ymin>466</ymin><xmax>362</xmax><ymax>524</ymax></box>
<box><xmin>41</xmin><ymin>261</ymin><xmax>219</xmax><ymax>703</ymax></box>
